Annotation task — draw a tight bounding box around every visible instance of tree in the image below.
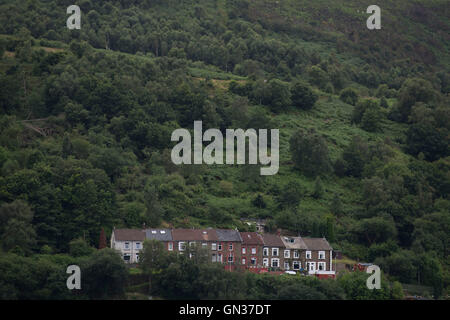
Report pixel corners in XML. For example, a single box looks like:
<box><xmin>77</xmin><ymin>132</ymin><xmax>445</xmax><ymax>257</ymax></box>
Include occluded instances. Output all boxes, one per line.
<box><xmin>98</xmin><ymin>228</ymin><xmax>107</xmax><ymax>249</ymax></box>
<box><xmin>352</xmin><ymin>216</ymin><xmax>397</xmax><ymax>245</ymax></box>
<box><xmin>140</xmin><ymin>239</ymin><xmax>175</xmax><ymax>294</ymax></box>
<box><xmin>267</xmin><ymin>79</ymin><xmax>291</xmax><ymax>112</ymax></box>
<box><xmin>340</xmin><ymin>88</ymin><xmax>358</xmax><ymax>106</ymax></box>
<box><xmin>312</xmin><ymin>177</ymin><xmax>324</xmax><ymax>199</ymax></box>
<box><xmin>289</xmin><ymin>129</ymin><xmax>331</xmax><ymax>177</ymax></box>
<box><xmin>277</xmin><ymin>181</ymin><xmax>304</xmax><ymax>209</ymax></box>
<box><xmin>361</xmin><ymin>106</ymin><xmax>383</xmax><ymax>132</ymax></box>
<box><xmin>69</xmin><ymin>238</ymin><xmax>95</xmax><ymax>257</ymax></box>
<box><xmin>252</xmin><ymin>194</ymin><xmax>266</xmax><ymax>209</ymax></box>
<box><xmin>342</xmin><ymin>136</ymin><xmax>370</xmax><ymax>177</ymax></box>
<box><xmin>291</xmin><ymin>81</ymin><xmax>318</xmax><ymax>110</ymax></box>
<box><xmin>396</xmin><ymin>78</ymin><xmax>435</xmax><ymax>122</ymax></box>
<box><xmin>81</xmin><ymin>248</ymin><xmax>128</xmax><ymax>299</ymax></box>
<box><xmin>330</xmin><ymin>193</ymin><xmax>343</xmax><ymax>216</ymax></box>
<box><xmin>0</xmin><ymin>200</ymin><xmax>36</xmax><ymax>252</ymax></box>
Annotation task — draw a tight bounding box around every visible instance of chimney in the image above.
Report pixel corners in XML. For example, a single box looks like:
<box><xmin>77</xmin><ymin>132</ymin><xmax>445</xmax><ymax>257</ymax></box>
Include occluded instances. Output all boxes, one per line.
<box><xmin>276</xmin><ymin>228</ymin><xmax>281</xmax><ymax>236</ymax></box>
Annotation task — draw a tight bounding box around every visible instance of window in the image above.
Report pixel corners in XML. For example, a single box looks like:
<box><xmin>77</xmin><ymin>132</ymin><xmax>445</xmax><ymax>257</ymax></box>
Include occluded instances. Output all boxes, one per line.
<box><xmin>272</xmin><ymin>248</ymin><xmax>279</xmax><ymax>256</ymax></box>
<box><xmin>228</xmin><ymin>243</ymin><xmax>233</xmax><ymax>251</ymax></box>
<box><xmin>136</xmin><ymin>253</ymin><xmax>139</xmax><ymax>262</ymax></box>
<box><xmin>179</xmin><ymin>242</ymin><xmax>186</xmax><ymax>251</ymax></box>
<box><xmin>242</xmin><ymin>258</ymin><xmax>246</xmax><ymax>265</ymax></box>
<box><xmin>160</xmin><ymin>230</ymin><xmax>166</xmax><ymax>234</ymax></box>
<box><xmin>135</xmin><ymin>242</ymin><xmax>141</xmax><ymax>249</ymax></box>
<box><xmin>123</xmin><ymin>254</ymin><xmax>130</xmax><ymax>262</ymax></box>
<box><xmin>293</xmin><ymin>261</ymin><xmax>300</xmax><ymax>270</ymax></box>
<box><xmin>189</xmin><ymin>242</ymin><xmax>195</xmax><ymax>247</ymax></box>
<box><xmin>151</xmin><ymin>230</ymin><xmax>156</xmax><ymax>234</ymax></box>
<box><xmin>284</xmin><ymin>250</ymin><xmax>290</xmax><ymax>258</ymax></box>
<box><xmin>318</xmin><ymin>262</ymin><xmax>326</xmax><ymax>271</ymax></box>
<box><xmin>263</xmin><ymin>247</ymin><xmax>269</xmax><ymax>256</ymax></box>
<box><xmin>294</xmin><ymin>250</ymin><xmax>299</xmax><ymax>258</ymax></box>
<box><xmin>218</xmin><ymin>243</ymin><xmax>222</xmax><ymax>251</ymax></box>
<box><xmin>284</xmin><ymin>262</ymin><xmax>289</xmax><ymax>270</ymax></box>
<box><xmin>251</xmin><ymin>257</ymin><xmax>256</xmax><ymax>265</ymax></box>
<box><xmin>251</xmin><ymin>247</ymin><xmax>256</xmax><ymax>255</ymax></box>
<box><xmin>124</xmin><ymin>242</ymin><xmax>130</xmax><ymax>249</ymax></box>
<box><xmin>228</xmin><ymin>254</ymin><xmax>234</xmax><ymax>263</ymax></box>
<box><xmin>318</xmin><ymin>251</ymin><xmax>325</xmax><ymax>259</ymax></box>
<box><xmin>217</xmin><ymin>253</ymin><xmax>223</xmax><ymax>262</ymax></box>
<box><xmin>242</xmin><ymin>247</ymin><xmax>246</xmax><ymax>254</ymax></box>
<box><xmin>271</xmin><ymin>258</ymin><xmax>279</xmax><ymax>268</ymax></box>
<box><xmin>306</xmin><ymin>251</ymin><xmax>312</xmax><ymax>259</ymax></box>
<box><xmin>212</xmin><ymin>243</ymin><xmax>217</xmax><ymax>250</ymax></box>
<box><xmin>168</xmin><ymin>242</ymin><xmax>173</xmax><ymax>251</ymax></box>
<box><xmin>307</xmin><ymin>262</ymin><xmax>316</xmax><ymax>272</ymax></box>
<box><xmin>212</xmin><ymin>253</ymin><xmax>217</xmax><ymax>262</ymax></box>
<box><xmin>263</xmin><ymin>258</ymin><xmax>269</xmax><ymax>267</ymax></box>
<box><xmin>202</xmin><ymin>242</ymin><xmax>207</xmax><ymax>248</ymax></box>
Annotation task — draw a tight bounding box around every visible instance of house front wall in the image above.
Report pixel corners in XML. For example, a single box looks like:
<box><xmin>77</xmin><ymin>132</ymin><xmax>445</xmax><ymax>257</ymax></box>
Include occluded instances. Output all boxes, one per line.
<box><xmin>112</xmin><ymin>239</ymin><xmax>143</xmax><ymax>264</ymax></box>
<box><xmin>241</xmin><ymin>244</ymin><xmax>263</xmax><ymax>268</ymax></box>
<box><xmin>305</xmin><ymin>250</ymin><xmax>333</xmax><ymax>273</ymax></box>
<box><xmin>262</xmin><ymin>246</ymin><xmax>284</xmax><ymax>270</ymax></box>
<box><xmin>282</xmin><ymin>249</ymin><xmax>307</xmax><ymax>272</ymax></box>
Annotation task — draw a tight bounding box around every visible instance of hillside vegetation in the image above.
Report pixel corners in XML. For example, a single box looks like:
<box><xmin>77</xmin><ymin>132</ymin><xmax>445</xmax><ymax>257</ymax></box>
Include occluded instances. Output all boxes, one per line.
<box><xmin>0</xmin><ymin>0</ymin><xmax>448</xmax><ymax>299</ymax></box>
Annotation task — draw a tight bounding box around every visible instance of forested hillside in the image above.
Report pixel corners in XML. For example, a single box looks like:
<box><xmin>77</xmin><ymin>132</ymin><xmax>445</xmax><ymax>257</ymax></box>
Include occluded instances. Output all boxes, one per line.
<box><xmin>0</xmin><ymin>0</ymin><xmax>448</xmax><ymax>299</ymax></box>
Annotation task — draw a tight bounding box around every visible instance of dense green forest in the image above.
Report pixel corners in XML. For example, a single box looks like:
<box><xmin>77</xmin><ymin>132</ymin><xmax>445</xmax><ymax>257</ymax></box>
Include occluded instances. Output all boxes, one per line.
<box><xmin>0</xmin><ymin>0</ymin><xmax>448</xmax><ymax>299</ymax></box>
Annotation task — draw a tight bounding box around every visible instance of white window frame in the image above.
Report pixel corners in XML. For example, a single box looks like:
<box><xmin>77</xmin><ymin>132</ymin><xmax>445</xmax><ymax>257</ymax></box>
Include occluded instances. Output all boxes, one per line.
<box><xmin>284</xmin><ymin>250</ymin><xmax>290</xmax><ymax>258</ymax></box>
<box><xmin>228</xmin><ymin>254</ymin><xmax>234</xmax><ymax>263</ymax></box>
<box><xmin>308</xmin><ymin>262</ymin><xmax>316</xmax><ymax>272</ymax></box>
<box><xmin>202</xmin><ymin>242</ymin><xmax>207</xmax><ymax>248</ymax></box>
<box><xmin>217</xmin><ymin>253</ymin><xmax>223</xmax><ymax>262</ymax></box>
<box><xmin>251</xmin><ymin>257</ymin><xmax>256</xmax><ymax>265</ymax></box>
<box><xmin>284</xmin><ymin>262</ymin><xmax>289</xmax><ymax>270</ymax></box>
<box><xmin>135</xmin><ymin>242</ymin><xmax>141</xmax><ymax>249</ymax></box>
<box><xmin>293</xmin><ymin>261</ymin><xmax>300</xmax><ymax>270</ymax></box>
<box><xmin>318</xmin><ymin>262</ymin><xmax>326</xmax><ymax>271</ymax></box>
<box><xmin>179</xmin><ymin>242</ymin><xmax>186</xmax><ymax>251</ymax></box>
<box><xmin>212</xmin><ymin>243</ymin><xmax>217</xmax><ymax>250</ymax></box>
<box><xmin>318</xmin><ymin>251</ymin><xmax>325</xmax><ymax>260</ymax></box>
<box><xmin>242</xmin><ymin>247</ymin><xmax>246</xmax><ymax>254</ymax></box>
<box><xmin>271</xmin><ymin>258</ymin><xmax>280</xmax><ymax>268</ymax></box>
<box><xmin>251</xmin><ymin>247</ymin><xmax>256</xmax><ymax>255</ymax></box>
<box><xmin>272</xmin><ymin>248</ymin><xmax>279</xmax><ymax>256</ymax></box>
<box><xmin>263</xmin><ymin>258</ymin><xmax>269</xmax><ymax>267</ymax></box>
<box><xmin>229</xmin><ymin>243</ymin><xmax>233</xmax><ymax>251</ymax></box>
<box><xmin>263</xmin><ymin>247</ymin><xmax>269</xmax><ymax>256</ymax></box>
<box><xmin>306</xmin><ymin>251</ymin><xmax>312</xmax><ymax>259</ymax></box>
<box><xmin>218</xmin><ymin>243</ymin><xmax>222</xmax><ymax>251</ymax></box>
<box><xmin>294</xmin><ymin>250</ymin><xmax>299</xmax><ymax>258</ymax></box>
<box><xmin>124</xmin><ymin>242</ymin><xmax>130</xmax><ymax>249</ymax></box>
<box><xmin>242</xmin><ymin>258</ymin><xmax>246</xmax><ymax>265</ymax></box>
<box><xmin>168</xmin><ymin>242</ymin><xmax>173</xmax><ymax>251</ymax></box>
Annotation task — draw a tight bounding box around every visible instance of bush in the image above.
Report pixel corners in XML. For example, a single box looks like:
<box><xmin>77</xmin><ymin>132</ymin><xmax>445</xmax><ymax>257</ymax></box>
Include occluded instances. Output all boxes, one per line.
<box><xmin>340</xmin><ymin>88</ymin><xmax>359</xmax><ymax>106</ymax></box>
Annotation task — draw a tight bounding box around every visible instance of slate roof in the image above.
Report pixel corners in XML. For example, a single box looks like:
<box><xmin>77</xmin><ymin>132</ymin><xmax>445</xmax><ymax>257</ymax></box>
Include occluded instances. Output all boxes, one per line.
<box><xmin>171</xmin><ymin>228</ymin><xmax>219</xmax><ymax>241</ymax></box>
<box><xmin>302</xmin><ymin>238</ymin><xmax>333</xmax><ymax>251</ymax></box>
<box><xmin>240</xmin><ymin>232</ymin><xmax>264</xmax><ymax>245</ymax></box>
<box><xmin>216</xmin><ymin>229</ymin><xmax>242</xmax><ymax>242</ymax></box>
<box><xmin>281</xmin><ymin>236</ymin><xmax>308</xmax><ymax>250</ymax></box>
<box><xmin>113</xmin><ymin>229</ymin><xmax>145</xmax><ymax>241</ymax></box>
<box><xmin>261</xmin><ymin>233</ymin><xmax>285</xmax><ymax>247</ymax></box>
<box><xmin>145</xmin><ymin>229</ymin><xmax>173</xmax><ymax>241</ymax></box>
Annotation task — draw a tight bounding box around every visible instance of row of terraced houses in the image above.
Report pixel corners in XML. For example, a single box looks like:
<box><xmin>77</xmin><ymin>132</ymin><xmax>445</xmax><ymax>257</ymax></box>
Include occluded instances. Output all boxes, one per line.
<box><xmin>110</xmin><ymin>228</ymin><xmax>335</xmax><ymax>278</ymax></box>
